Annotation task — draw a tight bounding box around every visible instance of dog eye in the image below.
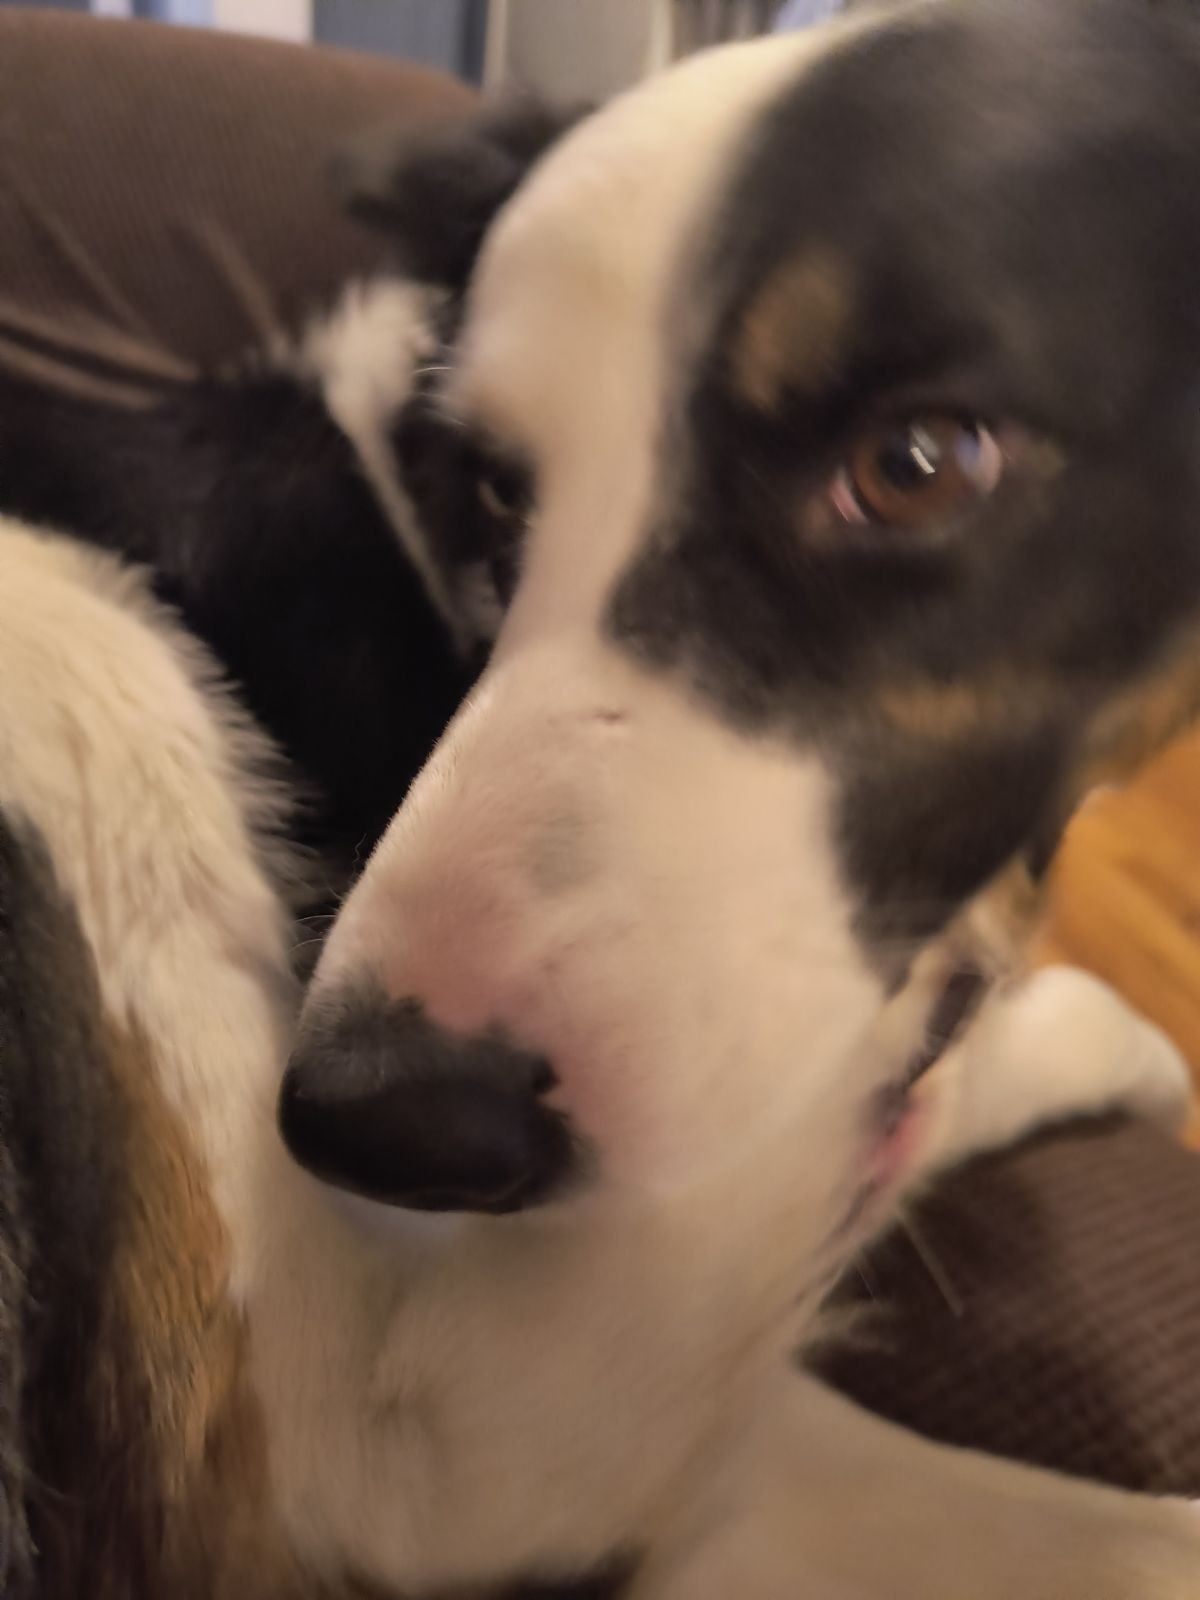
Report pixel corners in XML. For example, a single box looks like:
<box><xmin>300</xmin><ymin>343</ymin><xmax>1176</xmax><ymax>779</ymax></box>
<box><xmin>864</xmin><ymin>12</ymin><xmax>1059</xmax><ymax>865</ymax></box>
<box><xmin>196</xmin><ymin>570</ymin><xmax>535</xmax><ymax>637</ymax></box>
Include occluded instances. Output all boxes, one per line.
<box><xmin>476</xmin><ymin>462</ymin><xmax>528</xmax><ymax>524</ymax></box>
<box><xmin>832</xmin><ymin>417</ymin><xmax>1003</xmax><ymax>526</ymax></box>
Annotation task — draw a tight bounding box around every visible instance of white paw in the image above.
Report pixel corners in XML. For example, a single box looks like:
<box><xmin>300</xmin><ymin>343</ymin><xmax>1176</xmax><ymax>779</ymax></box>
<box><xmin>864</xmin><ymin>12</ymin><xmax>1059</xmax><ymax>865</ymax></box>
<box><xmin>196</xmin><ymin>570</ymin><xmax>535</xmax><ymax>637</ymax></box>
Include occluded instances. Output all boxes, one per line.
<box><xmin>1121</xmin><ymin>1014</ymin><xmax>1193</xmax><ymax>1131</ymax></box>
<box><xmin>925</xmin><ymin>966</ymin><xmax>1193</xmax><ymax>1172</ymax></box>
<box><xmin>1035</xmin><ymin>966</ymin><xmax>1194</xmax><ymax>1133</ymax></box>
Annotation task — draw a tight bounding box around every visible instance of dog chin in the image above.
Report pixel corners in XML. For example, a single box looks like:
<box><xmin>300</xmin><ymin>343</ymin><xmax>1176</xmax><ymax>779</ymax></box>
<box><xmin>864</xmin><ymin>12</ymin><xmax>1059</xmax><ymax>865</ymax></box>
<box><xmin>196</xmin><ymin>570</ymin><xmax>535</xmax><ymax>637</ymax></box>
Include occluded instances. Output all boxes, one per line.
<box><xmin>326</xmin><ymin>1185</ymin><xmax>474</xmax><ymax>1247</ymax></box>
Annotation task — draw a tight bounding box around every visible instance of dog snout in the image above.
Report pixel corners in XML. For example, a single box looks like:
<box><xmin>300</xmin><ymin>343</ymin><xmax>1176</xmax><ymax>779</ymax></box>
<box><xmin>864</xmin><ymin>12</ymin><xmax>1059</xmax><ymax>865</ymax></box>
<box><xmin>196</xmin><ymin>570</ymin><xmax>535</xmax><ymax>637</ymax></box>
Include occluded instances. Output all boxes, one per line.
<box><xmin>279</xmin><ymin>988</ymin><xmax>577</xmax><ymax>1213</ymax></box>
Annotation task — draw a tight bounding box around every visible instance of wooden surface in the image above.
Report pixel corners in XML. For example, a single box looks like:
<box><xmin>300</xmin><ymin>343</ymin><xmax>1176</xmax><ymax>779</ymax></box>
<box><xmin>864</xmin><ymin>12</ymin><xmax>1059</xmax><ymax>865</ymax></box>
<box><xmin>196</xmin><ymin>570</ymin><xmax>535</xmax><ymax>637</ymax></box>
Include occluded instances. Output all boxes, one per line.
<box><xmin>1037</xmin><ymin>732</ymin><xmax>1200</xmax><ymax>1148</ymax></box>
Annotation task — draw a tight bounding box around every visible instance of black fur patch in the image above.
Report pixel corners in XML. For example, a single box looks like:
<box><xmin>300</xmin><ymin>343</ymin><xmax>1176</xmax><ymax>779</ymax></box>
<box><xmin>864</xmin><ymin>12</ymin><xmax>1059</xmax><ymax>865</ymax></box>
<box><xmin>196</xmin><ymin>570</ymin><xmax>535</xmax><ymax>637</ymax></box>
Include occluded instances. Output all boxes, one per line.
<box><xmin>393</xmin><ymin>354</ymin><xmax>533</xmax><ymax>614</ymax></box>
<box><xmin>336</xmin><ymin>98</ymin><xmax>590</xmax><ymax>290</ymax></box>
<box><xmin>609</xmin><ymin>0</ymin><xmax>1200</xmax><ymax>957</ymax></box>
<box><xmin>0</xmin><ymin>369</ymin><xmax>471</xmax><ymax>892</ymax></box>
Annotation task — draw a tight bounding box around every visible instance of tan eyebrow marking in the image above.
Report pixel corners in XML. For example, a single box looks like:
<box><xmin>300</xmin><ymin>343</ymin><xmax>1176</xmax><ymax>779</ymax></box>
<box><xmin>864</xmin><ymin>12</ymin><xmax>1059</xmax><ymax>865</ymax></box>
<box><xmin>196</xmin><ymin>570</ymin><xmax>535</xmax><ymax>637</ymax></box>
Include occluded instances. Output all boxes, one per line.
<box><xmin>732</xmin><ymin>249</ymin><xmax>853</xmax><ymax>412</ymax></box>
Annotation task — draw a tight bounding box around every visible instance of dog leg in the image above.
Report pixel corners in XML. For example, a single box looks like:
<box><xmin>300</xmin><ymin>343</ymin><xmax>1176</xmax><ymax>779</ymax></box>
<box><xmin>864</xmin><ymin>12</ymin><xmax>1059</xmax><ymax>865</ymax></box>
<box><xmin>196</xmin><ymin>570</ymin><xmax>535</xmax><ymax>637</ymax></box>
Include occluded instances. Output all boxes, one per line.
<box><xmin>918</xmin><ymin>964</ymin><xmax>1191</xmax><ymax>1178</ymax></box>
<box><xmin>633</xmin><ymin>1372</ymin><xmax>1200</xmax><ymax>1600</ymax></box>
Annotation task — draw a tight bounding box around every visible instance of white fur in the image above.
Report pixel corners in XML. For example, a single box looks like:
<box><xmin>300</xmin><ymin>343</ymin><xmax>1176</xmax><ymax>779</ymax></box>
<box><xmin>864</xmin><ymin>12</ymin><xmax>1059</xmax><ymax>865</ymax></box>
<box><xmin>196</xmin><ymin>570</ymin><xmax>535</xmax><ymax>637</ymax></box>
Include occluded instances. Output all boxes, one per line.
<box><xmin>629</xmin><ymin>1371</ymin><xmax>1200</xmax><ymax>1600</ymax></box>
<box><xmin>0</xmin><ymin>522</ymin><xmax>293</xmax><ymax>1299</ymax></box>
<box><xmin>295</xmin><ymin>278</ymin><xmax>473</xmax><ymax>644</ymax></box>
<box><xmin>317</xmin><ymin>643</ymin><xmax>890</xmax><ymax>1193</ymax></box>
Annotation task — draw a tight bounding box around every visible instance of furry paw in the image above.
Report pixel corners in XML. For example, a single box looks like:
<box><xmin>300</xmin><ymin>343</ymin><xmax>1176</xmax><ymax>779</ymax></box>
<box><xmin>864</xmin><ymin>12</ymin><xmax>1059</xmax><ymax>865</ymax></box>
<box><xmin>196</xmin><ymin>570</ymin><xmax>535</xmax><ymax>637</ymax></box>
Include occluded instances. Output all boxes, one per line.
<box><xmin>923</xmin><ymin>965</ymin><xmax>1193</xmax><ymax>1174</ymax></box>
<box><xmin>1023</xmin><ymin>966</ymin><xmax>1192</xmax><ymax>1133</ymax></box>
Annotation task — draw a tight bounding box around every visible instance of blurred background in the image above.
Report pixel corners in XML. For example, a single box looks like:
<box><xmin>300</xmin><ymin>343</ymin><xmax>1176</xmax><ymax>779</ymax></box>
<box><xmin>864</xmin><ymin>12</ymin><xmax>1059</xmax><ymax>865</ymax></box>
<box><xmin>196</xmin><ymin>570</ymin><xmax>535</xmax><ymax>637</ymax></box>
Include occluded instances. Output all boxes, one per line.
<box><xmin>0</xmin><ymin>0</ymin><xmax>810</xmax><ymax>93</ymax></box>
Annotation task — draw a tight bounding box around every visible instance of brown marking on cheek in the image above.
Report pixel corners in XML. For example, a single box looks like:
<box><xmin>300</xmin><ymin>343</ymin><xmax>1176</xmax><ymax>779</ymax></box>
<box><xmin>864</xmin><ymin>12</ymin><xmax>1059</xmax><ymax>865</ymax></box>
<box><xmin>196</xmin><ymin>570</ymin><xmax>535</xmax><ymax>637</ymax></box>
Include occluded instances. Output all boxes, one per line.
<box><xmin>876</xmin><ymin>674</ymin><xmax>1063</xmax><ymax>745</ymax></box>
<box><xmin>877</xmin><ymin>681</ymin><xmax>996</xmax><ymax>740</ymax></box>
<box><xmin>732</xmin><ymin>251</ymin><xmax>852</xmax><ymax>412</ymax></box>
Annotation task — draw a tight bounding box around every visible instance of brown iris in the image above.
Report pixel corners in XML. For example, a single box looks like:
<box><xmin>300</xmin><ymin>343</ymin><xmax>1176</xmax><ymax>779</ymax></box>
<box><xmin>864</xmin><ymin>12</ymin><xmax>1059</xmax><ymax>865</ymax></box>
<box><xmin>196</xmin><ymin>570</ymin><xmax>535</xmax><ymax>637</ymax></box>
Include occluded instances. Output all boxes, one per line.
<box><xmin>835</xmin><ymin>417</ymin><xmax>1003</xmax><ymax>526</ymax></box>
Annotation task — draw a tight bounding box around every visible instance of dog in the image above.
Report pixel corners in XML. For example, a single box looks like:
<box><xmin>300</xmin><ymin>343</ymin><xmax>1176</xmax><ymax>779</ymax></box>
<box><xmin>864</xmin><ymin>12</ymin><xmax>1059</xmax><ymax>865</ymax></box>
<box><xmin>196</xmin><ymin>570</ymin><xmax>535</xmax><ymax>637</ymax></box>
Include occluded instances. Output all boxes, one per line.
<box><xmin>0</xmin><ymin>98</ymin><xmax>587</xmax><ymax>903</ymax></box>
<box><xmin>0</xmin><ymin>101</ymin><xmax>608</xmax><ymax>903</ymax></box>
<box><xmin>2</xmin><ymin>0</ymin><xmax>1200</xmax><ymax>1595</ymax></box>
<box><xmin>277</xmin><ymin>0</ymin><xmax>1200</xmax><ymax>1593</ymax></box>
<box><xmin>0</xmin><ymin>278</ymin><xmax>493</xmax><ymax>902</ymax></box>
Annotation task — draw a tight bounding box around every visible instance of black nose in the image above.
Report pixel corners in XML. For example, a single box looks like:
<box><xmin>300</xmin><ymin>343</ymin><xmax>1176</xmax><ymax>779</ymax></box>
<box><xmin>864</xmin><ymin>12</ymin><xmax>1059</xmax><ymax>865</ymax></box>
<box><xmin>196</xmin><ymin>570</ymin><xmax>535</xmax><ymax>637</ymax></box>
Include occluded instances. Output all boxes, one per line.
<box><xmin>279</xmin><ymin>989</ymin><xmax>577</xmax><ymax>1213</ymax></box>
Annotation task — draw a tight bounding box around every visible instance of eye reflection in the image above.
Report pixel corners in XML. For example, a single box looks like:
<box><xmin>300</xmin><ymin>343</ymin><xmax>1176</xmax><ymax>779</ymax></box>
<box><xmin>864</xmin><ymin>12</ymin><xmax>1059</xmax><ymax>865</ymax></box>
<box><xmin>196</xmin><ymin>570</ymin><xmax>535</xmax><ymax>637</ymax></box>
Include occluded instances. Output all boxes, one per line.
<box><xmin>832</xmin><ymin>417</ymin><xmax>1004</xmax><ymax>527</ymax></box>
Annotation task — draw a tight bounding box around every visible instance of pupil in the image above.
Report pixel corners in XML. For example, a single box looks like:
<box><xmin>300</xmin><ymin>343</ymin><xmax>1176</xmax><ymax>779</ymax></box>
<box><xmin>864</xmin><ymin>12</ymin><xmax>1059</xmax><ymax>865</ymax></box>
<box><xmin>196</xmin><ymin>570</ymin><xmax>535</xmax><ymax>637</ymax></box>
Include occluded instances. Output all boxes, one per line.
<box><xmin>877</xmin><ymin>425</ymin><xmax>943</xmax><ymax>491</ymax></box>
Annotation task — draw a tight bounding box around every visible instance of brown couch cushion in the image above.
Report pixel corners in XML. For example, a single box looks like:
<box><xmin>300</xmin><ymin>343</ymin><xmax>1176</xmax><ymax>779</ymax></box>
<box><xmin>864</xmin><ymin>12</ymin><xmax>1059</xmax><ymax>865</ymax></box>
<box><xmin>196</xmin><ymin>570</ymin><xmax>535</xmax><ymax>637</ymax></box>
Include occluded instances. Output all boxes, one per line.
<box><xmin>0</xmin><ymin>9</ymin><xmax>473</xmax><ymax>402</ymax></box>
<box><xmin>815</xmin><ymin>1116</ymin><xmax>1200</xmax><ymax>1495</ymax></box>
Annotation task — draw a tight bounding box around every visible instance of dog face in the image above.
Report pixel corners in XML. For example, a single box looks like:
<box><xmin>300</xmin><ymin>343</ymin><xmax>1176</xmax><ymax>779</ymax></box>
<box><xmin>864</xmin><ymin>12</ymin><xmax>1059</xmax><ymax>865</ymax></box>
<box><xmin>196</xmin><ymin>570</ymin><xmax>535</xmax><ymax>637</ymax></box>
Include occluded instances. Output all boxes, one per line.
<box><xmin>284</xmin><ymin>1</ymin><xmax>1200</xmax><ymax>1228</ymax></box>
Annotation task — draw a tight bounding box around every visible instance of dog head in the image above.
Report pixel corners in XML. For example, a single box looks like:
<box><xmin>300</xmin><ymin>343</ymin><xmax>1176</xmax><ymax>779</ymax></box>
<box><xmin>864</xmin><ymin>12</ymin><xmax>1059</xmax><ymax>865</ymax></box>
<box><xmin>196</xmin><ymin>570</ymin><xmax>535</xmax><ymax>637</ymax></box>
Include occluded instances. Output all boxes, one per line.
<box><xmin>284</xmin><ymin>1</ymin><xmax>1200</xmax><ymax>1238</ymax></box>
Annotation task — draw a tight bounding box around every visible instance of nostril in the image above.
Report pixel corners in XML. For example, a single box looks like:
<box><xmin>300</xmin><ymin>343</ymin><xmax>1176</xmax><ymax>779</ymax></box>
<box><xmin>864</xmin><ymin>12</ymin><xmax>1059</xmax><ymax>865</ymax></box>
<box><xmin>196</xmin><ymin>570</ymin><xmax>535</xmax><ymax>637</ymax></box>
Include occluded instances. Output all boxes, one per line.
<box><xmin>279</xmin><ymin>990</ymin><xmax>578</xmax><ymax>1214</ymax></box>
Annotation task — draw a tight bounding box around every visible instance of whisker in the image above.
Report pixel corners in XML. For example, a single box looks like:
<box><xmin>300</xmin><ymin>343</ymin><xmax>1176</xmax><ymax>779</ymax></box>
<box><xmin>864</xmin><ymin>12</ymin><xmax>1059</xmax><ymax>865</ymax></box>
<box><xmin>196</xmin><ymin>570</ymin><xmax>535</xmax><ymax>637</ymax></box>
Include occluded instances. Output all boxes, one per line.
<box><xmin>898</xmin><ymin>1208</ymin><xmax>964</xmax><ymax>1318</ymax></box>
<box><xmin>855</xmin><ymin>1259</ymin><xmax>879</xmax><ymax>1302</ymax></box>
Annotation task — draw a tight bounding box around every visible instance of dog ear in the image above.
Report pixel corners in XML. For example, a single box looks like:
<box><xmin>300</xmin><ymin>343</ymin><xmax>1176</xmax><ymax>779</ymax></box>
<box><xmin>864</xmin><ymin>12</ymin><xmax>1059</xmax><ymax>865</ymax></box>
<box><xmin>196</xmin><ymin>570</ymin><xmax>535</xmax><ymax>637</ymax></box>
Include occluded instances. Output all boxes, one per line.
<box><xmin>332</xmin><ymin>98</ymin><xmax>590</xmax><ymax>290</ymax></box>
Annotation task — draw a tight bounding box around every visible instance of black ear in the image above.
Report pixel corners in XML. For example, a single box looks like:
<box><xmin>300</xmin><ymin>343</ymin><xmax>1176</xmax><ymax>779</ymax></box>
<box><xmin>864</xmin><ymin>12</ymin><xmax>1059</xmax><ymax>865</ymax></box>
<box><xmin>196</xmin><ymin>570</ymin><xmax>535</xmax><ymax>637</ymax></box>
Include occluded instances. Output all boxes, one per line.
<box><xmin>332</xmin><ymin>98</ymin><xmax>591</xmax><ymax>290</ymax></box>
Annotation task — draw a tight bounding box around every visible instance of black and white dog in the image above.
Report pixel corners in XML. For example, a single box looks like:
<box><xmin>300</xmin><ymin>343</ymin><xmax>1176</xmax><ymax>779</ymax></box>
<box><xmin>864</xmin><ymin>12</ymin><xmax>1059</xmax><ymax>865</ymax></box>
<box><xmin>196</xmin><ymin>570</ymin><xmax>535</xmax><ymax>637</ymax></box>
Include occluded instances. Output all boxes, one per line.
<box><xmin>2</xmin><ymin>1</ymin><xmax>1200</xmax><ymax>1597</ymax></box>
<box><xmin>0</xmin><ymin>279</ymin><xmax>494</xmax><ymax>896</ymax></box>
<box><xmin>0</xmin><ymin>101</ymin><xmax>585</xmax><ymax>896</ymax></box>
